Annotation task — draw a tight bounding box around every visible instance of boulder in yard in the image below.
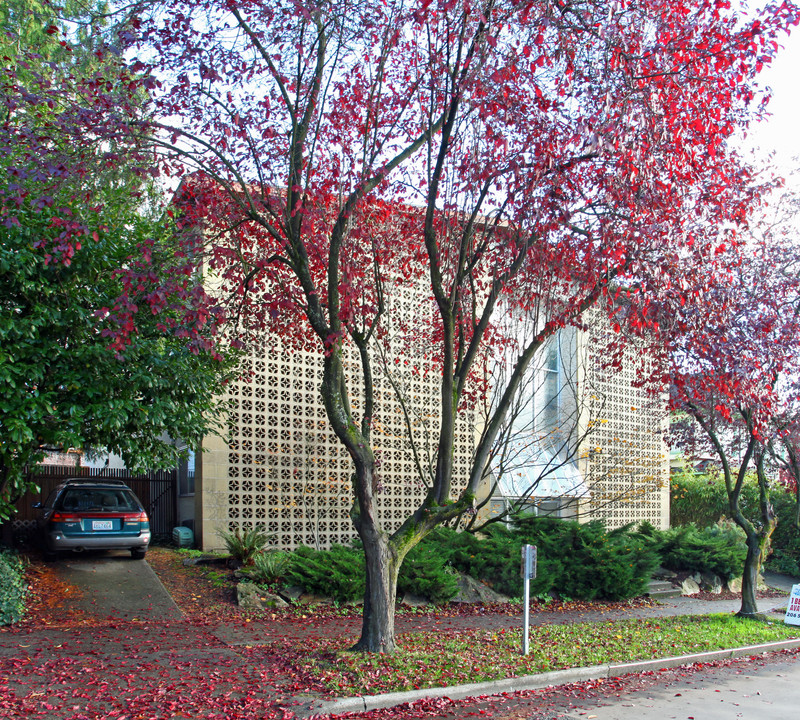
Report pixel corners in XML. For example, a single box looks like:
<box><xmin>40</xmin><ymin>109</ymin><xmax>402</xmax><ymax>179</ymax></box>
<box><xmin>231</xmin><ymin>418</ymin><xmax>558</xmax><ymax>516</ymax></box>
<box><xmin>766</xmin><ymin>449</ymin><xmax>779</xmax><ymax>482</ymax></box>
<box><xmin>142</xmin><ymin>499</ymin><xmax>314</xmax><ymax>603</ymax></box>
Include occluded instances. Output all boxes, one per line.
<box><xmin>680</xmin><ymin>577</ymin><xmax>701</xmax><ymax>595</ymax></box>
<box><xmin>399</xmin><ymin>593</ymin><xmax>428</xmax><ymax>607</ymax></box>
<box><xmin>699</xmin><ymin>571</ymin><xmax>723</xmax><ymax>594</ymax></box>
<box><xmin>236</xmin><ymin>581</ymin><xmax>289</xmax><ymax>610</ymax></box>
<box><xmin>452</xmin><ymin>573</ymin><xmax>510</xmax><ymax>604</ymax></box>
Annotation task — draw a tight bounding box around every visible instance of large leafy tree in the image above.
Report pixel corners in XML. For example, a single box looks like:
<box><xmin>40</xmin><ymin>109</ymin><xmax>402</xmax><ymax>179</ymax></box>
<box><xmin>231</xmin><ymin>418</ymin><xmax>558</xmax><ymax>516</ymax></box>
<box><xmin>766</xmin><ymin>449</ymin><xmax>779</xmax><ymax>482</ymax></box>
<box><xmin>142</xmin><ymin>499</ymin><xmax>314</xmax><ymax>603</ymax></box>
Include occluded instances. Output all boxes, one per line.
<box><xmin>115</xmin><ymin>0</ymin><xmax>798</xmax><ymax>651</ymax></box>
<box><xmin>0</xmin><ymin>1</ymin><xmax>232</xmax><ymax>519</ymax></box>
<box><xmin>657</xmin><ymin>209</ymin><xmax>800</xmax><ymax>617</ymax></box>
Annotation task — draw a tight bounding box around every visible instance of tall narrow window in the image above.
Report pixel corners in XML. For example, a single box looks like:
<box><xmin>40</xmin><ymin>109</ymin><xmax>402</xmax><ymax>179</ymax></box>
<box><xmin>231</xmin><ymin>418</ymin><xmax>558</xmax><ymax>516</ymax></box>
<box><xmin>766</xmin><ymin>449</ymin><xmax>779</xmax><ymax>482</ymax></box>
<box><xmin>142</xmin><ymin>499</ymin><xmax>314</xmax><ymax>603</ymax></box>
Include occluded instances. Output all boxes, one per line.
<box><xmin>179</xmin><ymin>450</ymin><xmax>196</xmax><ymax>496</ymax></box>
<box><xmin>540</xmin><ymin>339</ymin><xmax>561</xmax><ymax>434</ymax></box>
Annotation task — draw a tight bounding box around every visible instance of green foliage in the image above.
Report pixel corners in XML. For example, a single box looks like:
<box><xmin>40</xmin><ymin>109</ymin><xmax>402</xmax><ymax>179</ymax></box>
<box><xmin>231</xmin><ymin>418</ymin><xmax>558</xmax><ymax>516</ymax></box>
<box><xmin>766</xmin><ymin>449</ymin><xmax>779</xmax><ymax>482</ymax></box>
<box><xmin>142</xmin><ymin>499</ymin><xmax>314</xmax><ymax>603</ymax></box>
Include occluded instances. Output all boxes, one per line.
<box><xmin>0</xmin><ymin>198</ymin><xmax>237</xmax><ymax>519</ymax></box>
<box><xmin>767</xmin><ymin>548</ymin><xmax>800</xmax><ymax>576</ymax></box>
<box><xmin>420</xmin><ymin>519</ymin><xmax>658</xmax><ymax>602</ymax></box>
<box><xmin>670</xmin><ymin>470</ymin><xmax>761</xmax><ymax>526</ymax></box>
<box><xmin>218</xmin><ymin>526</ymin><xmax>270</xmax><ymax>566</ymax></box>
<box><xmin>251</xmin><ymin>549</ymin><xmax>292</xmax><ymax>586</ymax></box>
<box><xmin>0</xmin><ymin>550</ymin><xmax>27</xmax><ymax>625</ymax></box>
<box><xmin>658</xmin><ymin>522</ymin><xmax>747</xmax><ymax>580</ymax></box>
<box><xmin>512</xmin><ymin>516</ymin><xmax>660</xmax><ymax>601</ymax></box>
<box><xmin>282</xmin><ymin>540</ymin><xmax>458</xmax><ymax>605</ymax></box>
<box><xmin>765</xmin><ymin>490</ymin><xmax>800</xmax><ymax>575</ymax></box>
<box><xmin>314</xmin><ymin>614</ymin><xmax>800</xmax><ymax>696</ymax></box>
<box><xmin>396</xmin><ymin>542</ymin><xmax>459</xmax><ymax>604</ymax></box>
<box><xmin>671</xmin><ymin>470</ymin><xmax>799</xmax><ymax>575</ymax></box>
<box><xmin>429</xmin><ymin>525</ymin><xmax>537</xmax><ymax>598</ymax></box>
<box><xmin>0</xmin><ymin>0</ymin><xmax>236</xmax><ymax>519</ymax></box>
<box><xmin>286</xmin><ymin>545</ymin><xmax>365</xmax><ymax>604</ymax></box>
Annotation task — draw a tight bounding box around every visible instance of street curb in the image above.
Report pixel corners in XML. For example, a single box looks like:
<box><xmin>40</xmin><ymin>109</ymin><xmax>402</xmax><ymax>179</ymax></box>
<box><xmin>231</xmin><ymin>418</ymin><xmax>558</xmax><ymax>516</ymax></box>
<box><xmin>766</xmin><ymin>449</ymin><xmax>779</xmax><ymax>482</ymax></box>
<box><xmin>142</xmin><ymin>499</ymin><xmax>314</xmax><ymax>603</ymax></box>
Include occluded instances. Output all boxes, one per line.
<box><xmin>295</xmin><ymin>639</ymin><xmax>800</xmax><ymax>718</ymax></box>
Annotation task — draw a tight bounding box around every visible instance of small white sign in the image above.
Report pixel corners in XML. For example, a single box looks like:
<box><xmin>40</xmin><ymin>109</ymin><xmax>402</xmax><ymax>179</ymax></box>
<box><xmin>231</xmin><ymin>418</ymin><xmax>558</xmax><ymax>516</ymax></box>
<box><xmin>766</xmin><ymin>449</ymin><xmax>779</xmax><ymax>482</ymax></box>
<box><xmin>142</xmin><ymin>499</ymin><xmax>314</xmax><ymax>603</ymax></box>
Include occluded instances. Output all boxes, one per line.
<box><xmin>785</xmin><ymin>584</ymin><xmax>800</xmax><ymax>626</ymax></box>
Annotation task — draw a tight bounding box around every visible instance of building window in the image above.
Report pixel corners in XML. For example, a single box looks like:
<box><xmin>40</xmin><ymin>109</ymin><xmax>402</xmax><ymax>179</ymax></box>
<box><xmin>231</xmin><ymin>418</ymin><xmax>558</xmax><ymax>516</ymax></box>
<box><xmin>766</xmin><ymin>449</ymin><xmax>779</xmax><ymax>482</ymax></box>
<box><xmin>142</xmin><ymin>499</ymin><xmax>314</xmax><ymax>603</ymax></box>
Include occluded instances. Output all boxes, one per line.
<box><xmin>179</xmin><ymin>450</ymin><xmax>195</xmax><ymax>496</ymax></box>
<box><xmin>539</xmin><ymin>338</ymin><xmax>561</xmax><ymax>433</ymax></box>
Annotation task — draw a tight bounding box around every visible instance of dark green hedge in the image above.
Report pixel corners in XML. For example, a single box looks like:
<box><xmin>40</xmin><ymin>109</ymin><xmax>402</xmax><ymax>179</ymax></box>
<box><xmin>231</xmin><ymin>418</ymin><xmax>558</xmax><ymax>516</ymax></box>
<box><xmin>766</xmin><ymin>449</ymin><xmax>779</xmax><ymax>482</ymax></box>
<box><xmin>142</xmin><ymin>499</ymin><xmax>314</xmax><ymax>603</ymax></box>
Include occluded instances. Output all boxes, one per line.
<box><xmin>670</xmin><ymin>470</ymin><xmax>799</xmax><ymax>576</ymax></box>
<box><xmin>0</xmin><ymin>550</ymin><xmax>27</xmax><ymax>625</ymax></box>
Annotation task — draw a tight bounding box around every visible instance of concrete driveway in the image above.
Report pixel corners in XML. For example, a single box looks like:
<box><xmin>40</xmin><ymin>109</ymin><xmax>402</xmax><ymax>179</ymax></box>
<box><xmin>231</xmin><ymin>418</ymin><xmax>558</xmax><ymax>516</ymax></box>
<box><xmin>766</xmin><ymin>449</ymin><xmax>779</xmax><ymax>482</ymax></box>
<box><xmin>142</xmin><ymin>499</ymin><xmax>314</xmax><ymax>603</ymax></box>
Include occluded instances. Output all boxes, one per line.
<box><xmin>51</xmin><ymin>550</ymin><xmax>182</xmax><ymax>621</ymax></box>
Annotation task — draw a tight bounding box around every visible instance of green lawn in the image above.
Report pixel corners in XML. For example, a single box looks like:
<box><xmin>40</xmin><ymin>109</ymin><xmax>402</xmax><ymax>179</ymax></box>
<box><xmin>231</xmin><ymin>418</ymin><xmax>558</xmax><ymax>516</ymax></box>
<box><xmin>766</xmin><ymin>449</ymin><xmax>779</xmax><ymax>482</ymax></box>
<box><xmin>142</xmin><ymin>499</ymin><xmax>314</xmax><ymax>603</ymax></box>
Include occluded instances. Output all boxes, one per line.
<box><xmin>303</xmin><ymin>614</ymin><xmax>800</xmax><ymax>695</ymax></box>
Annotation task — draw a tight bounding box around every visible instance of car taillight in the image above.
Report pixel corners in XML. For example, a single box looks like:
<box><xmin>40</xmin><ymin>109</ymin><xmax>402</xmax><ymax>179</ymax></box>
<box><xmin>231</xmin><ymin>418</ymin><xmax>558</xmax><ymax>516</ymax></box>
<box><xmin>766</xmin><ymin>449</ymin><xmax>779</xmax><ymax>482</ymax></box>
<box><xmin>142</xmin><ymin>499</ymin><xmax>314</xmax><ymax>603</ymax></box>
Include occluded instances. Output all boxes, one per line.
<box><xmin>122</xmin><ymin>512</ymin><xmax>148</xmax><ymax>522</ymax></box>
<box><xmin>50</xmin><ymin>512</ymin><xmax>80</xmax><ymax>523</ymax></box>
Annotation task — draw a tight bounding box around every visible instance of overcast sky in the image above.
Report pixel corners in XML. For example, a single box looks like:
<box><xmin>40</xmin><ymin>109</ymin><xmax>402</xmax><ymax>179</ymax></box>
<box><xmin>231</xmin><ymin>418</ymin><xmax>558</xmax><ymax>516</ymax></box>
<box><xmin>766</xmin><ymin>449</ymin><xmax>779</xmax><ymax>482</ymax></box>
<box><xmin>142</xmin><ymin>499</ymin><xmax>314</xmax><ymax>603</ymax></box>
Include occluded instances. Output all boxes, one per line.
<box><xmin>743</xmin><ymin>13</ymin><xmax>800</xmax><ymax>173</ymax></box>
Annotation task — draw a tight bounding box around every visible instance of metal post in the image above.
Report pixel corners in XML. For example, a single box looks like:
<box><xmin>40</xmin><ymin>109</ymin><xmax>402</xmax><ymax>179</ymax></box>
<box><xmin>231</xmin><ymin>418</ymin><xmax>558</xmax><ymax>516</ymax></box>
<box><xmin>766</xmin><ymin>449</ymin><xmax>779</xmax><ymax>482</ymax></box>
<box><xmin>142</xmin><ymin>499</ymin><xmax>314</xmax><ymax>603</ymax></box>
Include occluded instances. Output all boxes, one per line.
<box><xmin>521</xmin><ymin>544</ymin><xmax>537</xmax><ymax>656</ymax></box>
<box><xmin>523</xmin><ymin>565</ymin><xmax>530</xmax><ymax>655</ymax></box>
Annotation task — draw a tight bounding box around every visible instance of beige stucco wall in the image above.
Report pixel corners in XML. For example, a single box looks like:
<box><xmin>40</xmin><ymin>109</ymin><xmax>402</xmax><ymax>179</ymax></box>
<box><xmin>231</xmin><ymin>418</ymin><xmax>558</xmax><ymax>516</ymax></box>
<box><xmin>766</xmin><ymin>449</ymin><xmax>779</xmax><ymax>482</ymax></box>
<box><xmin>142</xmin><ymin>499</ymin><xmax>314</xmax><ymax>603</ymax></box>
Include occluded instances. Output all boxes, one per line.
<box><xmin>580</xmin><ymin>311</ymin><xmax>670</xmax><ymax>529</ymax></box>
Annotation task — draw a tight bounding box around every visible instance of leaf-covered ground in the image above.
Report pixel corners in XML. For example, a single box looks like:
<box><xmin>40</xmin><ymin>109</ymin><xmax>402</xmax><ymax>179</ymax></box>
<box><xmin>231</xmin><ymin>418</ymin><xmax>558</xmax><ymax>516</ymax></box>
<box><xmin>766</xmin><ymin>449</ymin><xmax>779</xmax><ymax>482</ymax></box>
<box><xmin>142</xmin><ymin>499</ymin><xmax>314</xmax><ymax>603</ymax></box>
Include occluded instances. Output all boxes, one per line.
<box><xmin>1</xmin><ymin>547</ymin><xmax>797</xmax><ymax>720</ymax></box>
<box><xmin>300</xmin><ymin>614</ymin><xmax>800</xmax><ymax>695</ymax></box>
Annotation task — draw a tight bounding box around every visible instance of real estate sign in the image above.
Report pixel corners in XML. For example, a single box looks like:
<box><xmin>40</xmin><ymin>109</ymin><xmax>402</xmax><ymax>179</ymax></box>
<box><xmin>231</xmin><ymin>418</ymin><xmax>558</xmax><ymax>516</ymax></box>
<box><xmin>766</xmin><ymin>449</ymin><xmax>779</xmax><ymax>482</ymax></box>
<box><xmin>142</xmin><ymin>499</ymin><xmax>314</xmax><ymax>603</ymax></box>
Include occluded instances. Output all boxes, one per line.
<box><xmin>785</xmin><ymin>584</ymin><xmax>800</xmax><ymax>626</ymax></box>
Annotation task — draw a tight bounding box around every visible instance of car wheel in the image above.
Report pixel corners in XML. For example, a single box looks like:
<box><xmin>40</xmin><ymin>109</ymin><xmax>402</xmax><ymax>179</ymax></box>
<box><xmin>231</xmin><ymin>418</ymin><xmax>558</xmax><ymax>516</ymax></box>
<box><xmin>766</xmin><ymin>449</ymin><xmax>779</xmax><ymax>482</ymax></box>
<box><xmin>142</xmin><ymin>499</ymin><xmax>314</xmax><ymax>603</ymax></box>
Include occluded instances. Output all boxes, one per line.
<box><xmin>131</xmin><ymin>548</ymin><xmax>147</xmax><ymax>559</ymax></box>
<box><xmin>43</xmin><ymin>549</ymin><xmax>58</xmax><ymax>562</ymax></box>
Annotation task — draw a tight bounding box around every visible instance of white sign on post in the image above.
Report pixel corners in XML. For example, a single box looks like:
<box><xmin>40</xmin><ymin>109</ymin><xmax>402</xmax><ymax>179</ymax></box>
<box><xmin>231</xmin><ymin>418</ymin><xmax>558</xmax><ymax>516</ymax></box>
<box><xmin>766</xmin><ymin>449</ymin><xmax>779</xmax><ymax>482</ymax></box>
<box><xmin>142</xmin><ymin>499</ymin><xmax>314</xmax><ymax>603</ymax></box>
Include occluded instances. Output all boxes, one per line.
<box><xmin>785</xmin><ymin>584</ymin><xmax>800</xmax><ymax>626</ymax></box>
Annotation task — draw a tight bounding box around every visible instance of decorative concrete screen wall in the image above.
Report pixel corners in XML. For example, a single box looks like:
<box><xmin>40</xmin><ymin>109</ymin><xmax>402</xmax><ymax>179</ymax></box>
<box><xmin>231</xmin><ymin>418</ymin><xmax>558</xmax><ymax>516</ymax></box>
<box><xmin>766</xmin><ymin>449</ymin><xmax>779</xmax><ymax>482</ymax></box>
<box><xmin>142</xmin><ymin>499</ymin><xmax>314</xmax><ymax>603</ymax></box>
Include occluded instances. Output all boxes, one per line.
<box><xmin>198</xmin><ymin>304</ymin><xmax>669</xmax><ymax>550</ymax></box>
<box><xmin>581</xmin><ymin>311</ymin><xmax>670</xmax><ymax>529</ymax></box>
<box><xmin>198</xmin><ymin>320</ymin><xmax>477</xmax><ymax>552</ymax></box>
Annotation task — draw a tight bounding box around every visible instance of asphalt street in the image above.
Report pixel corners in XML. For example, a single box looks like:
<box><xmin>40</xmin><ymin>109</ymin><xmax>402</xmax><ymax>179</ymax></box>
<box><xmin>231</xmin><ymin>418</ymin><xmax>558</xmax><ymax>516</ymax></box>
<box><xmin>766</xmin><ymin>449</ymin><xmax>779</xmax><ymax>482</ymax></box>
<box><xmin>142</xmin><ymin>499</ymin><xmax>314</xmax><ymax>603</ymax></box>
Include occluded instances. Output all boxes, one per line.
<box><xmin>560</xmin><ymin>654</ymin><xmax>800</xmax><ymax>720</ymax></box>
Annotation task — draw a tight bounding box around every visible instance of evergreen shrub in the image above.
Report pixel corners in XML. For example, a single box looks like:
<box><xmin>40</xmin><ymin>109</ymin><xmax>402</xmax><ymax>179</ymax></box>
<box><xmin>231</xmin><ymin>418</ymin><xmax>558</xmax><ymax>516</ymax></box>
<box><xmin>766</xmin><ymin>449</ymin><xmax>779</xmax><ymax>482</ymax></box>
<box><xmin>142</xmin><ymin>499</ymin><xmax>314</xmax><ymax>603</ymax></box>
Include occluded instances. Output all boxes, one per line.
<box><xmin>0</xmin><ymin>550</ymin><xmax>27</xmax><ymax>625</ymax></box>
<box><xmin>286</xmin><ymin>545</ymin><xmax>365</xmax><ymax>603</ymax></box>
<box><xmin>396</xmin><ymin>542</ymin><xmax>459</xmax><ymax>604</ymax></box>
<box><xmin>671</xmin><ymin>470</ymin><xmax>770</xmax><ymax>528</ymax></box>
<box><xmin>283</xmin><ymin>539</ymin><xmax>459</xmax><ymax>604</ymax></box>
<box><xmin>422</xmin><ymin>519</ymin><xmax>657</xmax><ymax>601</ymax></box>
<box><xmin>659</xmin><ymin>522</ymin><xmax>747</xmax><ymax>580</ymax></box>
<box><xmin>766</xmin><ymin>491</ymin><xmax>800</xmax><ymax>575</ymax></box>
<box><xmin>513</xmin><ymin>516</ymin><xmax>660</xmax><ymax>601</ymax></box>
<box><xmin>437</xmin><ymin>525</ymin><xmax>539</xmax><ymax>597</ymax></box>
<box><xmin>671</xmin><ymin>470</ymin><xmax>799</xmax><ymax>575</ymax></box>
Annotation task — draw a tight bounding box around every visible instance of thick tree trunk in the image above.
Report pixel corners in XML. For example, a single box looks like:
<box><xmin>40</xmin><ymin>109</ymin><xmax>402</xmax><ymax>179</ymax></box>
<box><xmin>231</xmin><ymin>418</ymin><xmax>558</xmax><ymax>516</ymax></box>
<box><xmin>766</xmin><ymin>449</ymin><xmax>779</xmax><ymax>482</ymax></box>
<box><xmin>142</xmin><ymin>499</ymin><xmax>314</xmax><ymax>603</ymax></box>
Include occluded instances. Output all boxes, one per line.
<box><xmin>351</xmin><ymin>533</ymin><xmax>400</xmax><ymax>653</ymax></box>
<box><xmin>737</xmin><ymin>532</ymin><xmax>762</xmax><ymax>617</ymax></box>
<box><xmin>320</xmin><ymin>350</ymin><xmax>408</xmax><ymax>653</ymax></box>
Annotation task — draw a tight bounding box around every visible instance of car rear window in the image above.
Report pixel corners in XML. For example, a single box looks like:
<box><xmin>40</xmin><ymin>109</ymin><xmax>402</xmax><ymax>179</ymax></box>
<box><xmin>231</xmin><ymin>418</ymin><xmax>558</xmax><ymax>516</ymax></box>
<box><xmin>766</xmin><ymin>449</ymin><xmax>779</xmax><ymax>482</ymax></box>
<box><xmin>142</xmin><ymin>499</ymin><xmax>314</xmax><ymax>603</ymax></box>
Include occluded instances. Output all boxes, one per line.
<box><xmin>59</xmin><ymin>488</ymin><xmax>141</xmax><ymax>513</ymax></box>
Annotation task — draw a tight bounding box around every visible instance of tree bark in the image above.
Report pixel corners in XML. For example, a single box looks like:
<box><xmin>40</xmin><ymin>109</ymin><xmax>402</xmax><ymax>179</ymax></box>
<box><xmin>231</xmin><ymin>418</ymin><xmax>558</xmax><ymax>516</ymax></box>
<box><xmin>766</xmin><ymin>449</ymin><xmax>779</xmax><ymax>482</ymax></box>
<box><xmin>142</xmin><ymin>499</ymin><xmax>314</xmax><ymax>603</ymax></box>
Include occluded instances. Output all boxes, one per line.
<box><xmin>734</xmin><ymin>450</ymin><xmax>777</xmax><ymax>618</ymax></box>
<box><xmin>737</xmin><ymin>532</ymin><xmax>762</xmax><ymax>617</ymax></box>
<box><xmin>351</xmin><ymin>530</ymin><xmax>400</xmax><ymax>653</ymax></box>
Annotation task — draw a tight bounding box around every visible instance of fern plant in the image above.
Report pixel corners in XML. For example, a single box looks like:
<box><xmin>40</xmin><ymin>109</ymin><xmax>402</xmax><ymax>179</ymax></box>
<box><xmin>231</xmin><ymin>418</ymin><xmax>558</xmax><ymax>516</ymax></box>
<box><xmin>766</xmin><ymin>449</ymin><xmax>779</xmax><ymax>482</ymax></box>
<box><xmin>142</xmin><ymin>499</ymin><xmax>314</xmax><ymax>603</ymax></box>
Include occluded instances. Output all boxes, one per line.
<box><xmin>251</xmin><ymin>549</ymin><xmax>292</xmax><ymax>586</ymax></box>
<box><xmin>217</xmin><ymin>525</ymin><xmax>271</xmax><ymax>566</ymax></box>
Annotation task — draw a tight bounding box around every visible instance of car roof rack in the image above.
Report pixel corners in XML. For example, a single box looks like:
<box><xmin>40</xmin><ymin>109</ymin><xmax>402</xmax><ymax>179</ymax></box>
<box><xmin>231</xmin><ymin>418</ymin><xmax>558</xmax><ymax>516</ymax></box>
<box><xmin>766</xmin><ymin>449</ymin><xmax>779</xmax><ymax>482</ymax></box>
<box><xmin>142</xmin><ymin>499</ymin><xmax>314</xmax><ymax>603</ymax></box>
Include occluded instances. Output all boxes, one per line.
<box><xmin>60</xmin><ymin>478</ymin><xmax>130</xmax><ymax>487</ymax></box>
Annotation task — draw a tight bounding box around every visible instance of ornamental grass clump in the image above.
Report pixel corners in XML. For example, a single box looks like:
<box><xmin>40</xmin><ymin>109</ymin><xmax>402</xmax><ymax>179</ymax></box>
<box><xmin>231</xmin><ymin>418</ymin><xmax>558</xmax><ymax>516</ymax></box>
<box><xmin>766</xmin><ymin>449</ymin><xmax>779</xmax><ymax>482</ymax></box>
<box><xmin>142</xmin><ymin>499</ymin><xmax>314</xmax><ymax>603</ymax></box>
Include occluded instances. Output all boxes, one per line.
<box><xmin>251</xmin><ymin>549</ymin><xmax>292</xmax><ymax>587</ymax></box>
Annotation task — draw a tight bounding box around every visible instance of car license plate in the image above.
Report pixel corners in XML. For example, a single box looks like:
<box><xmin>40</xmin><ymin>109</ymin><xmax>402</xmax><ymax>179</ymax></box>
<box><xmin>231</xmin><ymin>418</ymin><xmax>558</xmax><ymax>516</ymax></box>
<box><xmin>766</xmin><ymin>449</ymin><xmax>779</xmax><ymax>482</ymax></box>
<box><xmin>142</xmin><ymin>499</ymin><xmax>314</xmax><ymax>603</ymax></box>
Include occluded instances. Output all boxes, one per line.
<box><xmin>92</xmin><ymin>520</ymin><xmax>114</xmax><ymax>530</ymax></box>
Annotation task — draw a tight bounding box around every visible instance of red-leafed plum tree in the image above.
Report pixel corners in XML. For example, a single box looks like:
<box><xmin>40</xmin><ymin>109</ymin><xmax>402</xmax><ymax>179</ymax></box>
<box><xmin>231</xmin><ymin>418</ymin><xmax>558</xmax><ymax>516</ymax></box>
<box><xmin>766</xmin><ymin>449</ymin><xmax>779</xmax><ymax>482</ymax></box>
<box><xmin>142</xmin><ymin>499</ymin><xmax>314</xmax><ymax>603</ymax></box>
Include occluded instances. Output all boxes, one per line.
<box><xmin>117</xmin><ymin>0</ymin><xmax>798</xmax><ymax>650</ymax></box>
<box><xmin>656</xmin><ymin>209</ymin><xmax>800</xmax><ymax>617</ymax></box>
